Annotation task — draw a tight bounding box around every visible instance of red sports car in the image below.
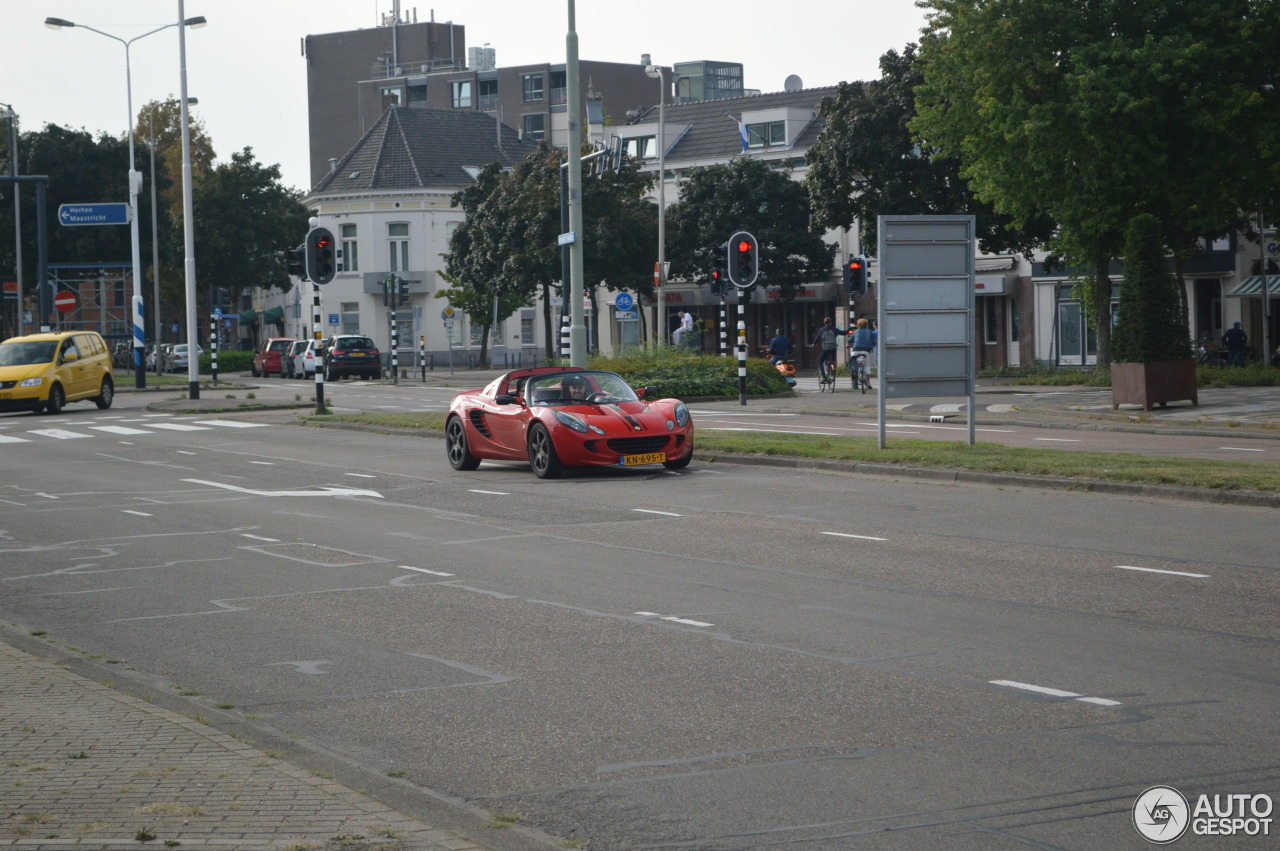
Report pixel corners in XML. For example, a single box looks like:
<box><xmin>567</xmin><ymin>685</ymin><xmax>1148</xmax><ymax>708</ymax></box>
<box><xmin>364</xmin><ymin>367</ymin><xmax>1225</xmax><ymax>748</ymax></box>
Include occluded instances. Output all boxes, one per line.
<box><xmin>445</xmin><ymin>367</ymin><xmax>694</xmax><ymax>478</ymax></box>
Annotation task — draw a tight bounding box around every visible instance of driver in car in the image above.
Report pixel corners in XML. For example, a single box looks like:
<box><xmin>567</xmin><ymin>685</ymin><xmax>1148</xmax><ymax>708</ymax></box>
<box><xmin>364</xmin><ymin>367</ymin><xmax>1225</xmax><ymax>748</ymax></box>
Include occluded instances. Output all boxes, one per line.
<box><xmin>563</xmin><ymin>373</ymin><xmax>590</xmax><ymax>403</ymax></box>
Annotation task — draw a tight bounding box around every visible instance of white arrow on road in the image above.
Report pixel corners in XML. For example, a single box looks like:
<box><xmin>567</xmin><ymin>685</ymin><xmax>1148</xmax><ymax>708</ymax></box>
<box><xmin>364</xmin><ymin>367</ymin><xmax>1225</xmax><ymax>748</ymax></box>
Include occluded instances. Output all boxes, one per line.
<box><xmin>182</xmin><ymin>479</ymin><xmax>383</xmax><ymax>498</ymax></box>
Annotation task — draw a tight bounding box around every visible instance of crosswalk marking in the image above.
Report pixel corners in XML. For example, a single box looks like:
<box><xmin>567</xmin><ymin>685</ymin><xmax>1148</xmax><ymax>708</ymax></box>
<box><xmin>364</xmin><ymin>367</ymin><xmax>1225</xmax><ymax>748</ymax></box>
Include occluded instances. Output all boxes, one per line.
<box><xmin>26</xmin><ymin>429</ymin><xmax>92</xmax><ymax>440</ymax></box>
<box><xmin>146</xmin><ymin>422</ymin><xmax>212</xmax><ymax>432</ymax></box>
<box><xmin>192</xmin><ymin>420</ymin><xmax>271</xmax><ymax>429</ymax></box>
<box><xmin>0</xmin><ymin>434</ymin><xmax>31</xmax><ymax>443</ymax></box>
<box><xmin>90</xmin><ymin>425</ymin><xmax>154</xmax><ymax>435</ymax></box>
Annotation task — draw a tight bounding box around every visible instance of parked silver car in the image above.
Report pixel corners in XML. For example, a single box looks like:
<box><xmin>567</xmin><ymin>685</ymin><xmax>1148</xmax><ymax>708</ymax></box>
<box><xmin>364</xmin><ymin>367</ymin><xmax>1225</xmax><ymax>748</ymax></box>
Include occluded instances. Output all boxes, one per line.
<box><xmin>169</xmin><ymin>343</ymin><xmax>203</xmax><ymax>372</ymax></box>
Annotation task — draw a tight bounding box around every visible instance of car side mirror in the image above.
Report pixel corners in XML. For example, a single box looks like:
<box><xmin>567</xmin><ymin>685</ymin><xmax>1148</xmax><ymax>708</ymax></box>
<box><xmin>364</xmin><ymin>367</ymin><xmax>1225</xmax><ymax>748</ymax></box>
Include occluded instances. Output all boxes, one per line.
<box><xmin>62</xmin><ymin>351</ymin><xmax>79</xmax><ymax>363</ymax></box>
<box><xmin>637</xmin><ymin>386</ymin><xmax>657</xmax><ymax>399</ymax></box>
<box><xmin>495</xmin><ymin>394</ymin><xmax>519</xmax><ymax>406</ymax></box>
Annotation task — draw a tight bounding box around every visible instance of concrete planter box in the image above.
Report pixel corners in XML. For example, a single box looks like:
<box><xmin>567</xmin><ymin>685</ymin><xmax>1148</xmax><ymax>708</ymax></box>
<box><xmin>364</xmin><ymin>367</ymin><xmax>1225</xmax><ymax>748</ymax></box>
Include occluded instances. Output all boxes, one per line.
<box><xmin>1111</xmin><ymin>358</ymin><xmax>1198</xmax><ymax>411</ymax></box>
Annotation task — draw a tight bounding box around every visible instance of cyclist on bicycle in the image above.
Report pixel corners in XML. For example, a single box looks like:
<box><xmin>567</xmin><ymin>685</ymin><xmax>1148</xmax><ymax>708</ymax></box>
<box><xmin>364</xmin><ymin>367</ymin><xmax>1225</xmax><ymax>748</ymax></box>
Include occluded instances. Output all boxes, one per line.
<box><xmin>811</xmin><ymin>316</ymin><xmax>844</xmax><ymax>385</ymax></box>
<box><xmin>848</xmin><ymin>318</ymin><xmax>875</xmax><ymax>389</ymax></box>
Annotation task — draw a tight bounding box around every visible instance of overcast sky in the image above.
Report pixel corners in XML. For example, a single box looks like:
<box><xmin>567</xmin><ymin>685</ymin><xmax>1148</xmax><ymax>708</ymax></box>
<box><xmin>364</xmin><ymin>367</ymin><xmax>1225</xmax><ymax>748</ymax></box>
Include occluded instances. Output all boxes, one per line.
<box><xmin>3</xmin><ymin>1</ymin><xmax>930</xmax><ymax>193</ymax></box>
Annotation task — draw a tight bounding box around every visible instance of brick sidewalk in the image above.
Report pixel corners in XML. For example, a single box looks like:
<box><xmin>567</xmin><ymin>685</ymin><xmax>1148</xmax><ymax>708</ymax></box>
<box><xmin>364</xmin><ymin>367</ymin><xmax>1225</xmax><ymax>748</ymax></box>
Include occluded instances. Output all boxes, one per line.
<box><xmin>0</xmin><ymin>641</ymin><xmax>485</xmax><ymax>850</ymax></box>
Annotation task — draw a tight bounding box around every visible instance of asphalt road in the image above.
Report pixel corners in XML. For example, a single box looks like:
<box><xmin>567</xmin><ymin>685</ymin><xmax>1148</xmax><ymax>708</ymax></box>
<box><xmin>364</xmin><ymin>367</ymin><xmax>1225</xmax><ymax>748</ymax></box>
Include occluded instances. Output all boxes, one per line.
<box><xmin>1</xmin><ymin>387</ymin><xmax>1277</xmax><ymax>849</ymax></box>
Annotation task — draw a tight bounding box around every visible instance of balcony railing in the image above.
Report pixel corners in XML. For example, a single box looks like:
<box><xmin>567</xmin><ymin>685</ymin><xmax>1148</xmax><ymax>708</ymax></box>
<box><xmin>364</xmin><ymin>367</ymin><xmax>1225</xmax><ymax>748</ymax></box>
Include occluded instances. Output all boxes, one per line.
<box><xmin>369</xmin><ymin>57</ymin><xmax>463</xmax><ymax>80</ymax></box>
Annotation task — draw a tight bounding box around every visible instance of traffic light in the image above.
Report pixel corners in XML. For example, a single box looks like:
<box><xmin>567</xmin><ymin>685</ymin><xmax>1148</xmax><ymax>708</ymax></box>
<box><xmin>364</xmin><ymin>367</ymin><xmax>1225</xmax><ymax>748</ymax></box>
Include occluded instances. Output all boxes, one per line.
<box><xmin>845</xmin><ymin>255</ymin><xmax>867</xmax><ymax>295</ymax></box>
<box><xmin>709</xmin><ymin>268</ymin><xmax>723</xmax><ymax>296</ymax></box>
<box><xmin>399</xmin><ymin>279</ymin><xmax>410</xmax><ymax>305</ymax></box>
<box><xmin>305</xmin><ymin>226</ymin><xmax>337</xmax><ymax>285</ymax></box>
<box><xmin>286</xmin><ymin>245</ymin><xmax>306</xmax><ymax>280</ymax></box>
<box><xmin>727</xmin><ymin>231</ymin><xmax>758</xmax><ymax>288</ymax></box>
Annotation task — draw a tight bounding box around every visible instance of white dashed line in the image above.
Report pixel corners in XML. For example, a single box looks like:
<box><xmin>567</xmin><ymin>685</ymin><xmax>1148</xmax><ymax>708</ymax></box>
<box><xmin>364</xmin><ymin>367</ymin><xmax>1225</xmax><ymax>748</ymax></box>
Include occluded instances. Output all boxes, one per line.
<box><xmin>1114</xmin><ymin>565</ymin><xmax>1210</xmax><ymax>578</ymax></box>
<box><xmin>989</xmin><ymin>679</ymin><xmax>1121</xmax><ymax>706</ymax></box>
<box><xmin>241</xmin><ymin>534</ymin><xmax>280</xmax><ymax>542</ymax></box>
<box><xmin>345</xmin><ymin>473</ymin><xmax>377</xmax><ymax>478</ymax></box>
<box><xmin>469</xmin><ymin>489</ymin><xmax>510</xmax><ymax>495</ymax></box>
<box><xmin>1218</xmin><ymin>447</ymin><xmax>1264</xmax><ymax>452</ymax></box>
<box><xmin>399</xmin><ymin>566</ymin><xmax>454</xmax><ymax>576</ymax></box>
<box><xmin>1034</xmin><ymin>437</ymin><xmax>1081</xmax><ymax>442</ymax></box>
<box><xmin>636</xmin><ymin>611</ymin><xmax>714</xmax><ymax>627</ymax></box>
<box><xmin>632</xmin><ymin>508</ymin><xmax>683</xmax><ymax>516</ymax></box>
<box><xmin>822</xmin><ymin>531</ymin><xmax>888</xmax><ymax>541</ymax></box>
<box><xmin>121</xmin><ymin>510</ymin><xmax>153</xmax><ymax>517</ymax></box>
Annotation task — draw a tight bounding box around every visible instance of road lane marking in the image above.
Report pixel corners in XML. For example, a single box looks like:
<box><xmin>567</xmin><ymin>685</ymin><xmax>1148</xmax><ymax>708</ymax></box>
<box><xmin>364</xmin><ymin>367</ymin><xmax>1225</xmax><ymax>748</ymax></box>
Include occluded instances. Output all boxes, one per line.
<box><xmin>989</xmin><ymin>679</ymin><xmax>1122</xmax><ymax>706</ymax></box>
<box><xmin>344</xmin><ymin>473</ymin><xmax>377</xmax><ymax>478</ymax></box>
<box><xmin>249</xmin><ymin>461</ymin><xmax>275</xmax><ymax>465</ymax></box>
<box><xmin>27</xmin><ymin>429</ymin><xmax>91</xmax><ymax>439</ymax></box>
<box><xmin>636</xmin><ymin>611</ymin><xmax>714</xmax><ymax>627</ymax></box>
<box><xmin>191</xmin><ymin>420</ymin><xmax>271</xmax><ymax>428</ymax></box>
<box><xmin>0</xmin><ymin>434</ymin><xmax>30</xmax><ymax>443</ymax></box>
<box><xmin>1114</xmin><ymin>564</ymin><xmax>1210</xmax><ymax>578</ymax></box>
<box><xmin>183</xmin><ymin>479</ymin><xmax>384</xmax><ymax>498</ymax></box>
<box><xmin>146</xmin><ymin>422</ymin><xmax>213</xmax><ymax>432</ymax></box>
<box><xmin>399</xmin><ymin>566</ymin><xmax>454</xmax><ymax>576</ymax></box>
<box><xmin>241</xmin><ymin>534</ymin><xmax>280</xmax><ymax>542</ymax></box>
<box><xmin>469</xmin><ymin>489</ymin><xmax>510</xmax><ymax>495</ymax></box>
<box><xmin>632</xmin><ymin>508</ymin><xmax>683</xmax><ymax>516</ymax></box>
<box><xmin>1034</xmin><ymin>437</ymin><xmax>1081</xmax><ymax>442</ymax></box>
<box><xmin>823</xmin><ymin>531</ymin><xmax>888</xmax><ymax>541</ymax></box>
<box><xmin>121</xmin><ymin>510</ymin><xmax>152</xmax><ymax>517</ymax></box>
<box><xmin>1218</xmin><ymin>447</ymin><xmax>1264</xmax><ymax>452</ymax></box>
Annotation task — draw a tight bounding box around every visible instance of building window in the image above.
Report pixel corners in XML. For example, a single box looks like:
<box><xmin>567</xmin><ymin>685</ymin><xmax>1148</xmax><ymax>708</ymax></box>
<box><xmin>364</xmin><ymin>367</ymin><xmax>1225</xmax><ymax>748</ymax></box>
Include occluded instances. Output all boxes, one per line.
<box><xmin>406</xmin><ymin>84</ymin><xmax>427</xmax><ymax>106</ymax></box>
<box><xmin>478</xmin><ymin>79</ymin><xmax>498</xmax><ymax>112</ymax></box>
<box><xmin>521</xmin><ymin>315</ymin><xmax>535</xmax><ymax>345</ymax></box>
<box><xmin>549</xmin><ymin>71</ymin><xmax>567</xmax><ymax>105</ymax></box>
<box><xmin>380</xmin><ymin>86</ymin><xmax>401</xmax><ymax>108</ymax></box>
<box><xmin>388</xmin><ymin>222</ymin><xmax>409</xmax><ymax>272</ymax></box>
<box><xmin>623</xmin><ymin>136</ymin><xmax>654</xmax><ymax>159</ymax></box>
<box><xmin>451</xmin><ymin>80</ymin><xmax>472</xmax><ymax>109</ymax></box>
<box><xmin>983</xmin><ymin>297</ymin><xmax>999</xmax><ymax>345</ymax></box>
<box><xmin>340</xmin><ymin>223</ymin><xmax>358</xmax><ymax>273</ymax></box>
<box><xmin>523</xmin><ymin>113</ymin><xmax>545</xmax><ymax>141</ymax></box>
<box><xmin>522</xmin><ymin>74</ymin><xmax>544</xmax><ymax>102</ymax></box>
<box><xmin>746</xmin><ymin>121</ymin><xmax>785</xmax><ymax>148</ymax></box>
<box><xmin>341</xmin><ymin>302</ymin><xmax>360</xmax><ymax>335</ymax></box>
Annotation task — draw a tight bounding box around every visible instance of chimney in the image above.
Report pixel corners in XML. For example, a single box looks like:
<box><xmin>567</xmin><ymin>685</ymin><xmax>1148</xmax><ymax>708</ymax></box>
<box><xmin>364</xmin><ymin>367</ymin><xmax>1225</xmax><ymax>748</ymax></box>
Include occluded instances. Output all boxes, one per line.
<box><xmin>328</xmin><ymin>157</ymin><xmax>338</xmax><ymax>175</ymax></box>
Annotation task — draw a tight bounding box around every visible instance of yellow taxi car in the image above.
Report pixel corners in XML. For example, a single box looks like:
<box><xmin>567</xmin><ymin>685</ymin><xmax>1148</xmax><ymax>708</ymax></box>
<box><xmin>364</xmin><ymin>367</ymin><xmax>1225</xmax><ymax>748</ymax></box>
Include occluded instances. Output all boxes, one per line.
<box><xmin>0</xmin><ymin>330</ymin><xmax>115</xmax><ymax>414</ymax></box>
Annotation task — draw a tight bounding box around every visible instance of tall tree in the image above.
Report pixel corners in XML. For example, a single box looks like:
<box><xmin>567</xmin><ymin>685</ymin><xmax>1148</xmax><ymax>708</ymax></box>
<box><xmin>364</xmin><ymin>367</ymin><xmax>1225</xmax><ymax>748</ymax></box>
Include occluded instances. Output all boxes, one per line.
<box><xmin>805</xmin><ymin>44</ymin><xmax>1053</xmax><ymax>258</ymax></box>
<box><xmin>912</xmin><ymin>0</ymin><xmax>1280</xmax><ymax>365</ymax></box>
<box><xmin>187</xmin><ymin>148</ymin><xmax>311</xmax><ymax>308</ymax></box>
<box><xmin>667</xmin><ymin>157</ymin><xmax>834</xmax><ymax>302</ymax></box>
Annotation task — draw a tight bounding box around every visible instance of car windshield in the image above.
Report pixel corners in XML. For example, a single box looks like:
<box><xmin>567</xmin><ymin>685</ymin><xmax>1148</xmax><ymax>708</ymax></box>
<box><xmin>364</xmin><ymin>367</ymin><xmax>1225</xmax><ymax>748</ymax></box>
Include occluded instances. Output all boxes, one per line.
<box><xmin>525</xmin><ymin>371</ymin><xmax>639</xmax><ymax>406</ymax></box>
<box><xmin>0</xmin><ymin>340</ymin><xmax>58</xmax><ymax>366</ymax></box>
<box><xmin>336</xmin><ymin>337</ymin><xmax>375</xmax><ymax>350</ymax></box>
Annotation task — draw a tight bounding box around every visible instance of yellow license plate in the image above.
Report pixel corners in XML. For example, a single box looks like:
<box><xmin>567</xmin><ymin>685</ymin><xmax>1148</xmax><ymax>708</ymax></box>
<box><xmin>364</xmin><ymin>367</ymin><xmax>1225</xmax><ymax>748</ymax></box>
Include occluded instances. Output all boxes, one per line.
<box><xmin>0</xmin><ymin>392</ymin><xmax>8</xmax><ymax>399</ymax></box>
<box><xmin>620</xmin><ymin>452</ymin><xmax>665</xmax><ymax>466</ymax></box>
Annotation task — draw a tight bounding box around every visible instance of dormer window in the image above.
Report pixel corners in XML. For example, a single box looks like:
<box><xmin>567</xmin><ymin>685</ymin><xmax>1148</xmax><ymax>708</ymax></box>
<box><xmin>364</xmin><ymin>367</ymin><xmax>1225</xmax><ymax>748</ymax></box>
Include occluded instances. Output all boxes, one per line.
<box><xmin>746</xmin><ymin>121</ymin><xmax>785</xmax><ymax>148</ymax></box>
<box><xmin>623</xmin><ymin>136</ymin><xmax>655</xmax><ymax>159</ymax></box>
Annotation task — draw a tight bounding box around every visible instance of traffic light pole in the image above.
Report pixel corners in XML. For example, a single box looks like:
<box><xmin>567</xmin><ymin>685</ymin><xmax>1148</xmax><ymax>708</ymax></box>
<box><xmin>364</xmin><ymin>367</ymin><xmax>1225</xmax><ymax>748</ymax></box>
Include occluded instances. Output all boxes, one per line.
<box><xmin>313</xmin><ymin>286</ymin><xmax>325</xmax><ymax>412</ymax></box>
<box><xmin>565</xmin><ymin>0</ymin><xmax>586</xmax><ymax>368</ymax></box>
<box><xmin>736</xmin><ymin>288</ymin><xmax>748</xmax><ymax>405</ymax></box>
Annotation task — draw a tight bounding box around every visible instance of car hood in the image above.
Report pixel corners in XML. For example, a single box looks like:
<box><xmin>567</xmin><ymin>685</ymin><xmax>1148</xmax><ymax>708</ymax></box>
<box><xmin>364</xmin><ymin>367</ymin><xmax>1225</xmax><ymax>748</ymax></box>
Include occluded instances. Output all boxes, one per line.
<box><xmin>561</xmin><ymin>400</ymin><xmax>675</xmax><ymax>427</ymax></box>
<box><xmin>0</xmin><ymin>364</ymin><xmax>51</xmax><ymax>381</ymax></box>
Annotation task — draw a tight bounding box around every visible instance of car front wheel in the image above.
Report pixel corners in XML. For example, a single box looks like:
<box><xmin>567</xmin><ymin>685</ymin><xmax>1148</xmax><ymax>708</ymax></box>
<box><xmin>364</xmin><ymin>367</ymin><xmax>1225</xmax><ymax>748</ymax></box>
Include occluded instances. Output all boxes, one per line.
<box><xmin>662</xmin><ymin>451</ymin><xmax>692</xmax><ymax>470</ymax></box>
<box><xmin>445</xmin><ymin>416</ymin><xmax>481</xmax><ymax>471</ymax></box>
<box><xmin>527</xmin><ymin>423</ymin><xmax>564</xmax><ymax>479</ymax></box>
<box><xmin>44</xmin><ymin>384</ymin><xmax>65</xmax><ymax>415</ymax></box>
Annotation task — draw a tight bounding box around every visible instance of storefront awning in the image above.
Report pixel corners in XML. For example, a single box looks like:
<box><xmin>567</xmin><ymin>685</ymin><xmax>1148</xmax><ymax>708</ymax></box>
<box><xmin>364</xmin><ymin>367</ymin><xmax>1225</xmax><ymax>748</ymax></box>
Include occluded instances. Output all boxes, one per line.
<box><xmin>1226</xmin><ymin>276</ymin><xmax>1280</xmax><ymax>297</ymax></box>
<box><xmin>261</xmin><ymin>305</ymin><xmax>285</xmax><ymax>324</ymax></box>
<box><xmin>239</xmin><ymin>309</ymin><xmax>258</xmax><ymax>324</ymax></box>
<box><xmin>975</xmin><ymin>257</ymin><xmax>1015</xmax><ymax>272</ymax></box>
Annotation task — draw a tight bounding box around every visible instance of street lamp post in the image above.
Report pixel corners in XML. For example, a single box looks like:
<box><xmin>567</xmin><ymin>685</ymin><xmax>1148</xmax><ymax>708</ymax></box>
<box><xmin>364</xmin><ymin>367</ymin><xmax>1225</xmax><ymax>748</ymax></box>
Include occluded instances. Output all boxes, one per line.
<box><xmin>644</xmin><ymin>64</ymin><xmax>667</xmax><ymax>347</ymax></box>
<box><xmin>178</xmin><ymin>0</ymin><xmax>203</xmax><ymax>399</ymax></box>
<box><xmin>147</xmin><ymin>97</ymin><xmax>196</xmax><ymax>372</ymax></box>
<box><xmin>45</xmin><ymin>14</ymin><xmax>206</xmax><ymax>388</ymax></box>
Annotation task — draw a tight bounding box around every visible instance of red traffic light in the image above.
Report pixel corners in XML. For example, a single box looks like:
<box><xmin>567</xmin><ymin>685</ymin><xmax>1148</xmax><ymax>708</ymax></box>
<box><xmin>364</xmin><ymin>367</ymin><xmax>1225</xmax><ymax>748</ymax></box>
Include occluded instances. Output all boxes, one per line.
<box><xmin>848</xmin><ymin>260</ymin><xmax>863</xmax><ymax>271</ymax></box>
<box><xmin>736</xmin><ymin>240</ymin><xmax>752</xmax><ymax>253</ymax></box>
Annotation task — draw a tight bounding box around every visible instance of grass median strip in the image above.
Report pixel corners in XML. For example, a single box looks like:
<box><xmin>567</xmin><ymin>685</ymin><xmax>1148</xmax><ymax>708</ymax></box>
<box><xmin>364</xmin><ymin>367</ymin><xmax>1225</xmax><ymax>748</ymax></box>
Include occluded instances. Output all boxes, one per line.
<box><xmin>302</xmin><ymin>411</ymin><xmax>1280</xmax><ymax>494</ymax></box>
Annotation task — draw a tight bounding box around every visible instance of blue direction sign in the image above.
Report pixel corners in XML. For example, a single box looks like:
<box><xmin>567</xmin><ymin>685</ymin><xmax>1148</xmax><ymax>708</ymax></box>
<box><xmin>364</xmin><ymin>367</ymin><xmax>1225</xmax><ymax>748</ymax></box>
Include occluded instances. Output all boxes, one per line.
<box><xmin>614</xmin><ymin>292</ymin><xmax>635</xmax><ymax>311</ymax></box>
<box><xmin>58</xmin><ymin>203</ymin><xmax>130</xmax><ymax>226</ymax></box>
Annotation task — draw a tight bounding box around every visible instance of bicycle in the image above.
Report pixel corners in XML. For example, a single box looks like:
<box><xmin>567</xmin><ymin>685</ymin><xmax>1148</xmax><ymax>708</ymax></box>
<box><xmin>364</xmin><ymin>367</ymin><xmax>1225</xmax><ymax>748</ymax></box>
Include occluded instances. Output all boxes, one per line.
<box><xmin>818</xmin><ymin>355</ymin><xmax>836</xmax><ymax>392</ymax></box>
<box><xmin>850</xmin><ymin>350</ymin><xmax>872</xmax><ymax>394</ymax></box>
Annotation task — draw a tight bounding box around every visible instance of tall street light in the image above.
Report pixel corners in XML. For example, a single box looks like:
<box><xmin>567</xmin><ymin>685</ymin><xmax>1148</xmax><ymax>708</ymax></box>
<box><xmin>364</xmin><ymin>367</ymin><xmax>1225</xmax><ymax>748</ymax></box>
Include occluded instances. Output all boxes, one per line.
<box><xmin>45</xmin><ymin>14</ymin><xmax>206</xmax><ymax>389</ymax></box>
<box><xmin>0</xmin><ymin>104</ymin><xmax>20</xmax><ymax>336</ymax></box>
<box><xmin>147</xmin><ymin>96</ymin><xmax>197</xmax><ymax>371</ymax></box>
<box><xmin>178</xmin><ymin>0</ymin><xmax>203</xmax><ymax>399</ymax></box>
<box><xmin>644</xmin><ymin>63</ymin><xmax>667</xmax><ymax>346</ymax></box>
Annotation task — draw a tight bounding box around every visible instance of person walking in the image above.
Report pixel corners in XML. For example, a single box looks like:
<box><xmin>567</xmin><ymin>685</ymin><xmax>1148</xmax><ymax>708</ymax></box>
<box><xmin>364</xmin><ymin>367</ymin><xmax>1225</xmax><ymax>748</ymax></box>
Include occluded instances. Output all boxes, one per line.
<box><xmin>1222</xmin><ymin>321</ymin><xmax>1248</xmax><ymax>367</ymax></box>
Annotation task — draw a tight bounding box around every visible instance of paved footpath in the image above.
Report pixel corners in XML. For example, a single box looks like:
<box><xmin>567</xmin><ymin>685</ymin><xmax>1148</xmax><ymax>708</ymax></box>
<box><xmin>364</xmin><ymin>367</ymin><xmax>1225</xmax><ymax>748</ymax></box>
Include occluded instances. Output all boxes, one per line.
<box><xmin>0</xmin><ymin>639</ymin><xmax>494</xmax><ymax>851</ymax></box>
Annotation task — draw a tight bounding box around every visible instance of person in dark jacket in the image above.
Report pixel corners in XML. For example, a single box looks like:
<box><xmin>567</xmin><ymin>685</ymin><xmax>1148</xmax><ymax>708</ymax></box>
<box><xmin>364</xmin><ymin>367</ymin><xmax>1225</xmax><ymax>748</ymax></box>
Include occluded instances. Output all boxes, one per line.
<box><xmin>1222</xmin><ymin>321</ymin><xmax>1248</xmax><ymax>367</ymax></box>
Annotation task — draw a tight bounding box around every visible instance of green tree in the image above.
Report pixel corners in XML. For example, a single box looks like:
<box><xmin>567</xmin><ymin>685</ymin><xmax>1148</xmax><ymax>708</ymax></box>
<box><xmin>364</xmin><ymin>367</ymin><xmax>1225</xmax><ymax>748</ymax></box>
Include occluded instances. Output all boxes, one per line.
<box><xmin>1112</xmin><ymin>214</ymin><xmax>1191</xmax><ymax>363</ymax></box>
<box><xmin>913</xmin><ymin>0</ymin><xmax>1280</xmax><ymax>365</ymax></box>
<box><xmin>667</xmin><ymin>157</ymin><xmax>834</xmax><ymax>303</ymax></box>
<box><xmin>187</xmin><ymin>148</ymin><xmax>311</xmax><ymax>310</ymax></box>
<box><xmin>443</xmin><ymin>143</ymin><xmax>658</xmax><ymax>358</ymax></box>
<box><xmin>805</xmin><ymin>44</ymin><xmax>1053</xmax><ymax>258</ymax></box>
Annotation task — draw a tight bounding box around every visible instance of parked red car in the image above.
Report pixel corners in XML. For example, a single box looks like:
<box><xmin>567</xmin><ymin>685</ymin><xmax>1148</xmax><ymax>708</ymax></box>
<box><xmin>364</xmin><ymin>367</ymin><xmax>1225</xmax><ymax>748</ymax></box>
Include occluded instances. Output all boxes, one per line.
<box><xmin>445</xmin><ymin>367</ymin><xmax>694</xmax><ymax>479</ymax></box>
<box><xmin>252</xmin><ymin>337</ymin><xmax>296</xmax><ymax>378</ymax></box>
